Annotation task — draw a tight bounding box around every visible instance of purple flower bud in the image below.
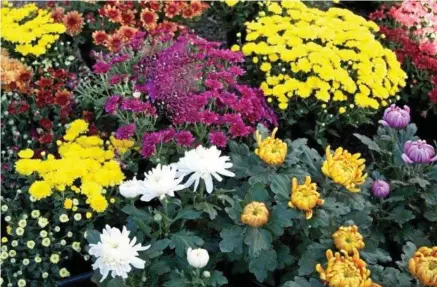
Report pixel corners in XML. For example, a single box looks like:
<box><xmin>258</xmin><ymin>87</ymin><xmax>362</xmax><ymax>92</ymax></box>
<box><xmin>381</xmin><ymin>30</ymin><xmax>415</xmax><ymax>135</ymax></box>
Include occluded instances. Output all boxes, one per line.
<box><xmin>402</xmin><ymin>140</ymin><xmax>437</xmax><ymax>164</ymax></box>
<box><xmin>378</xmin><ymin>104</ymin><xmax>410</xmax><ymax>129</ymax></box>
<box><xmin>372</xmin><ymin>180</ymin><xmax>390</xmax><ymax>198</ymax></box>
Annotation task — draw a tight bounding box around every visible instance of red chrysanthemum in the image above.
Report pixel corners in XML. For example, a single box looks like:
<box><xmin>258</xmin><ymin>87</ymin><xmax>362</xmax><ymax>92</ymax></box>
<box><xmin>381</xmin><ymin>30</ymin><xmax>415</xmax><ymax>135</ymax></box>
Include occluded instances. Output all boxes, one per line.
<box><xmin>54</xmin><ymin>89</ymin><xmax>72</xmax><ymax>106</ymax></box>
<box><xmin>148</xmin><ymin>1</ymin><xmax>161</xmax><ymax>11</ymax></box>
<box><xmin>182</xmin><ymin>7</ymin><xmax>194</xmax><ymax>19</ymax></box>
<box><xmin>39</xmin><ymin>118</ymin><xmax>53</xmax><ymax>130</ymax></box>
<box><xmin>140</xmin><ymin>9</ymin><xmax>158</xmax><ymax>29</ymax></box>
<box><xmin>120</xmin><ymin>10</ymin><xmax>136</xmax><ymax>26</ymax></box>
<box><xmin>39</xmin><ymin>134</ymin><xmax>54</xmax><ymax>144</ymax></box>
<box><xmin>164</xmin><ymin>2</ymin><xmax>179</xmax><ymax>18</ymax></box>
<box><xmin>63</xmin><ymin>11</ymin><xmax>84</xmax><ymax>36</ymax></box>
<box><xmin>36</xmin><ymin>77</ymin><xmax>53</xmax><ymax>88</ymax></box>
<box><xmin>54</xmin><ymin>69</ymin><xmax>68</xmax><ymax>79</ymax></box>
<box><xmin>51</xmin><ymin>6</ymin><xmax>65</xmax><ymax>22</ymax></box>
<box><xmin>92</xmin><ymin>30</ymin><xmax>108</xmax><ymax>46</ymax></box>
<box><xmin>117</xmin><ymin>26</ymin><xmax>138</xmax><ymax>41</ymax></box>
<box><xmin>190</xmin><ymin>1</ymin><xmax>203</xmax><ymax>16</ymax></box>
<box><xmin>106</xmin><ymin>33</ymin><xmax>123</xmax><ymax>52</ymax></box>
<box><xmin>103</xmin><ymin>4</ymin><xmax>122</xmax><ymax>23</ymax></box>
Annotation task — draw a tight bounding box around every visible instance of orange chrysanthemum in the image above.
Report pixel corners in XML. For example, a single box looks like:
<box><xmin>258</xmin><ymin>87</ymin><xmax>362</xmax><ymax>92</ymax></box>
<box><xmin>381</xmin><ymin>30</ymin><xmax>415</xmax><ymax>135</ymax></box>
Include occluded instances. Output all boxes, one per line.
<box><xmin>164</xmin><ymin>2</ymin><xmax>180</xmax><ymax>18</ymax></box>
<box><xmin>0</xmin><ymin>49</ymin><xmax>32</xmax><ymax>93</ymax></box>
<box><xmin>190</xmin><ymin>1</ymin><xmax>203</xmax><ymax>16</ymax></box>
<box><xmin>120</xmin><ymin>10</ymin><xmax>136</xmax><ymax>26</ymax></box>
<box><xmin>117</xmin><ymin>26</ymin><xmax>138</xmax><ymax>41</ymax></box>
<box><xmin>158</xmin><ymin>21</ymin><xmax>178</xmax><ymax>33</ymax></box>
<box><xmin>63</xmin><ymin>11</ymin><xmax>84</xmax><ymax>36</ymax></box>
<box><xmin>51</xmin><ymin>7</ymin><xmax>65</xmax><ymax>23</ymax></box>
<box><xmin>92</xmin><ymin>31</ymin><xmax>108</xmax><ymax>46</ymax></box>
<box><xmin>182</xmin><ymin>7</ymin><xmax>195</xmax><ymax>19</ymax></box>
<box><xmin>103</xmin><ymin>5</ymin><xmax>122</xmax><ymax>23</ymax></box>
<box><xmin>140</xmin><ymin>9</ymin><xmax>158</xmax><ymax>29</ymax></box>
<box><xmin>54</xmin><ymin>89</ymin><xmax>72</xmax><ymax>106</ymax></box>
<box><xmin>409</xmin><ymin>246</ymin><xmax>437</xmax><ymax>286</ymax></box>
<box><xmin>106</xmin><ymin>33</ymin><xmax>123</xmax><ymax>52</ymax></box>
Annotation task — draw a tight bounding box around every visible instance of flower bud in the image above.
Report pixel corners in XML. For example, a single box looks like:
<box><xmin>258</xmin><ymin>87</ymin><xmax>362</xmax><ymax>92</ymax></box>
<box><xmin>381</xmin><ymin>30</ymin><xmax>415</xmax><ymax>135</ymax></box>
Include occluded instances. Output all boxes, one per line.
<box><xmin>402</xmin><ymin>140</ymin><xmax>437</xmax><ymax>164</ymax></box>
<box><xmin>372</xmin><ymin>180</ymin><xmax>390</xmax><ymax>198</ymax></box>
<box><xmin>241</xmin><ymin>202</ymin><xmax>269</xmax><ymax>227</ymax></box>
<box><xmin>187</xmin><ymin>247</ymin><xmax>209</xmax><ymax>269</ymax></box>
<box><xmin>379</xmin><ymin>104</ymin><xmax>410</xmax><ymax>129</ymax></box>
<box><xmin>202</xmin><ymin>271</ymin><xmax>211</xmax><ymax>278</ymax></box>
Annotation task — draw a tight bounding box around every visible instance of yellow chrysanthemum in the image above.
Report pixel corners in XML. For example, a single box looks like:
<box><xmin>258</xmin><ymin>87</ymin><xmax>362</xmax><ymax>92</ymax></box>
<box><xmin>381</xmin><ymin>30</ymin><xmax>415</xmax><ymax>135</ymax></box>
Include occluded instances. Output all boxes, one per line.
<box><xmin>63</xmin><ymin>198</ymin><xmax>73</xmax><ymax>210</ymax></box>
<box><xmin>255</xmin><ymin>128</ymin><xmax>287</xmax><ymax>166</ymax></box>
<box><xmin>87</xmin><ymin>194</ymin><xmax>108</xmax><ymax>213</ymax></box>
<box><xmin>322</xmin><ymin>146</ymin><xmax>367</xmax><ymax>192</ymax></box>
<box><xmin>316</xmin><ymin>249</ymin><xmax>381</xmax><ymax>287</ymax></box>
<box><xmin>243</xmin><ymin>1</ymin><xmax>406</xmax><ymax>113</ymax></box>
<box><xmin>409</xmin><ymin>246</ymin><xmax>437</xmax><ymax>286</ymax></box>
<box><xmin>29</xmin><ymin>181</ymin><xmax>52</xmax><ymax>200</ymax></box>
<box><xmin>224</xmin><ymin>0</ymin><xmax>239</xmax><ymax>7</ymax></box>
<box><xmin>332</xmin><ymin>225</ymin><xmax>365</xmax><ymax>254</ymax></box>
<box><xmin>241</xmin><ymin>202</ymin><xmax>269</xmax><ymax>227</ymax></box>
<box><xmin>288</xmin><ymin>176</ymin><xmax>324</xmax><ymax>219</ymax></box>
<box><xmin>18</xmin><ymin>149</ymin><xmax>34</xmax><ymax>159</ymax></box>
<box><xmin>109</xmin><ymin>136</ymin><xmax>135</xmax><ymax>154</ymax></box>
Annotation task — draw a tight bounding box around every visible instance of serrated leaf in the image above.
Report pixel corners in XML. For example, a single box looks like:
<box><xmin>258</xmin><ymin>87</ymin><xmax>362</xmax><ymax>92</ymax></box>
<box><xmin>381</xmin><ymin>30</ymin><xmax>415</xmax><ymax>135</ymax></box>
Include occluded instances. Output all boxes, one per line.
<box><xmin>298</xmin><ymin>242</ymin><xmax>330</xmax><ymax>276</ymax></box>
<box><xmin>219</xmin><ymin>226</ymin><xmax>245</xmax><ymax>254</ymax></box>
<box><xmin>122</xmin><ymin>204</ymin><xmax>153</xmax><ymax>223</ymax></box>
<box><xmin>322</xmin><ymin>197</ymin><xmax>351</xmax><ymax>216</ymax></box>
<box><xmin>309</xmin><ymin>209</ymin><xmax>330</xmax><ymax>228</ymax></box>
<box><xmin>424</xmin><ymin>206</ymin><xmax>437</xmax><ymax>221</ymax></box>
<box><xmin>354</xmin><ymin>134</ymin><xmax>381</xmax><ymax>152</ymax></box>
<box><xmin>149</xmin><ymin>258</ymin><xmax>172</xmax><ymax>275</ymax></box>
<box><xmin>86</xmin><ymin>229</ymin><xmax>101</xmax><ymax>245</ymax></box>
<box><xmin>388</xmin><ymin>206</ymin><xmax>415</xmax><ymax>226</ymax></box>
<box><xmin>225</xmin><ymin>197</ymin><xmax>243</xmax><ymax>223</ymax></box>
<box><xmin>421</xmin><ymin>186</ymin><xmax>437</xmax><ymax>205</ymax></box>
<box><xmin>248</xmin><ymin>249</ymin><xmax>278</xmax><ymax>282</ymax></box>
<box><xmin>266</xmin><ymin>204</ymin><xmax>297</xmax><ymax>236</ymax></box>
<box><xmin>408</xmin><ymin>177</ymin><xmax>429</xmax><ymax>188</ymax></box>
<box><xmin>209</xmin><ymin>270</ymin><xmax>228</xmax><ymax>286</ymax></box>
<box><xmin>173</xmin><ymin>209</ymin><xmax>202</xmax><ymax>221</ymax></box>
<box><xmin>276</xmin><ymin>244</ymin><xmax>294</xmax><ymax>269</ymax></box>
<box><xmin>195</xmin><ymin>202</ymin><xmax>219</xmax><ymax>220</ymax></box>
<box><xmin>145</xmin><ymin>239</ymin><xmax>171</xmax><ymax>259</ymax></box>
<box><xmin>170</xmin><ymin>230</ymin><xmax>204</xmax><ymax>258</ymax></box>
<box><xmin>244</xmin><ymin>227</ymin><xmax>272</xmax><ymax>257</ymax></box>
<box><xmin>270</xmin><ymin>174</ymin><xmax>291</xmax><ymax>204</ymax></box>
<box><xmin>249</xmin><ymin>183</ymin><xmax>270</xmax><ymax>202</ymax></box>
<box><xmin>361</xmin><ymin>247</ymin><xmax>391</xmax><ymax>264</ymax></box>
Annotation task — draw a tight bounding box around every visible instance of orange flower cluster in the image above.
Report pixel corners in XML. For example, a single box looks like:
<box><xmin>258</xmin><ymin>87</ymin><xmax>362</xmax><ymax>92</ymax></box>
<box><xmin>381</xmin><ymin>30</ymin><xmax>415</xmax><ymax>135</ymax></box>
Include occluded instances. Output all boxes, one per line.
<box><xmin>51</xmin><ymin>7</ymin><xmax>85</xmax><ymax>36</ymax></box>
<box><xmin>0</xmin><ymin>49</ymin><xmax>32</xmax><ymax>93</ymax></box>
<box><xmin>91</xmin><ymin>1</ymin><xmax>208</xmax><ymax>50</ymax></box>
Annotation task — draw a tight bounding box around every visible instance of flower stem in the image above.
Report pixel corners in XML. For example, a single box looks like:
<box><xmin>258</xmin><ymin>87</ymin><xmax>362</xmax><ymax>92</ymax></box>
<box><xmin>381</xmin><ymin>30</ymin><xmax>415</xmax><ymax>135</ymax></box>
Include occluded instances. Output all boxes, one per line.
<box><xmin>162</xmin><ymin>197</ymin><xmax>170</xmax><ymax>235</ymax></box>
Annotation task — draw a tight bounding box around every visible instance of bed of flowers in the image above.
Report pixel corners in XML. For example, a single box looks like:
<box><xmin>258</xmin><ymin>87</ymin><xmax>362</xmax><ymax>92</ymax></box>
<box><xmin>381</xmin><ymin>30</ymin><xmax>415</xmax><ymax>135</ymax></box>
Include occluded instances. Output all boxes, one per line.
<box><xmin>1</xmin><ymin>1</ymin><xmax>436</xmax><ymax>287</ymax></box>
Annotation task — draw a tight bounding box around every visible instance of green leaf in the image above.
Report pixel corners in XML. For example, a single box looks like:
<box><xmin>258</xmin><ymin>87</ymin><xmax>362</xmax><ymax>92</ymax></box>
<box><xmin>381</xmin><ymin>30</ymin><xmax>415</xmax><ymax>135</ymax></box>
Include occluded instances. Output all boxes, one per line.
<box><xmin>248</xmin><ymin>183</ymin><xmax>270</xmax><ymax>202</ymax></box>
<box><xmin>195</xmin><ymin>202</ymin><xmax>219</xmax><ymax>220</ymax></box>
<box><xmin>145</xmin><ymin>239</ymin><xmax>171</xmax><ymax>259</ymax></box>
<box><xmin>408</xmin><ymin>177</ymin><xmax>429</xmax><ymax>188</ymax></box>
<box><xmin>244</xmin><ymin>227</ymin><xmax>272</xmax><ymax>257</ymax></box>
<box><xmin>394</xmin><ymin>225</ymin><xmax>431</xmax><ymax>247</ymax></box>
<box><xmin>397</xmin><ymin>242</ymin><xmax>417</xmax><ymax>271</ymax></box>
<box><xmin>149</xmin><ymin>258</ymin><xmax>173</xmax><ymax>276</ymax></box>
<box><xmin>163</xmin><ymin>271</ymin><xmax>187</xmax><ymax>287</ymax></box>
<box><xmin>86</xmin><ymin>229</ymin><xmax>100</xmax><ymax>245</ymax></box>
<box><xmin>106</xmin><ymin>277</ymin><xmax>125</xmax><ymax>287</ymax></box>
<box><xmin>361</xmin><ymin>247</ymin><xmax>391</xmax><ymax>264</ymax></box>
<box><xmin>209</xmin><ymin>270</ymin><xmax>228</xmax><ymax>286</ymax></box>
<box><xmin>225</xmin><ymin>197</ymin><xmax>243</xmax><ymax>223</ymax></box>
<box><xmin>276</xmin><ymin>244</ymin><xmax>295</xmax><ymax>269</ymax></box>
<box><xmin>270</xmin><ymin>174</ymin><xmax>291</xmax><ymax>204</ymax></box>
<box><xmin>173</xmin><ymin>209</ymin><xmax>202</xmax><ymax>221</ymax></box>
<box><xmin>248</xmin><ymin>249</ymin><xmax>278</xmax><ymax>282</ymax></box>
<box><xmin>309</xmin><ymin>209</ymin><xmax>330</xmax><ymax>228</ymax></box>
<box><xmin>266</xmin><ymin>204</ymin><xmax>297</xmax><ymax>236</ymax></box>
<box><xmin>388</xmin><ymin>206</ymin><xmax>415</xmax><ymax>226</ymax></box>
<box><xmin>219</xmin><ymin>226</ymin><xmax>245</xmax><ymax>254</ymax></box>
<box><xmin>322</xmin><ymin>197</ymin><xmax>351</xmax><ymax>216</ymax></box>
<box><xmin>370</xmin><ymin>266</ymin><xmax>412</xmax><ymax>287</ymax></box>
<box><xmin>424</xmin><ymin>206</ymin><xmax>437</xmax><ymax>221</ymax></box>
<box><xmin>298</xmin><ymin>241</ymin><xmax>330</xmax><ymax>276</ymax></box>
<box><xmin>421</xmin><ymin>186</ymin><xmax>437</xmax><ymax>205</ymax></box>
<box><xmin>354</xmin><ymin>134</ymin><xmax>381</xmax><ymax>152</ymax></box>
<box><xmin>122</xmin><ymin>204</ymin><xmax>153</xmax><ymax>223</ymax></box>
<box><xmin>170</xmin><ymin>230</ymin><xmax>204</xmax><ymax>258</ymax></box>
<box><xmin>282</xmin><ymin>277</ymin><xmax>323</xmax><ymax>287</ymax></box>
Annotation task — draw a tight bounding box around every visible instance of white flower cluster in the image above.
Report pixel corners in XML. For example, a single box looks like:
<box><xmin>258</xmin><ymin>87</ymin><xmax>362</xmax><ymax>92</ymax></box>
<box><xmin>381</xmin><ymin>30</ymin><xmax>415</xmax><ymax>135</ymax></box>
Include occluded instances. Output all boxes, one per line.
<box><xmin>119</xmin><ymin>145</ymin><xmax>235</xmax><ymax>201</ymax></box>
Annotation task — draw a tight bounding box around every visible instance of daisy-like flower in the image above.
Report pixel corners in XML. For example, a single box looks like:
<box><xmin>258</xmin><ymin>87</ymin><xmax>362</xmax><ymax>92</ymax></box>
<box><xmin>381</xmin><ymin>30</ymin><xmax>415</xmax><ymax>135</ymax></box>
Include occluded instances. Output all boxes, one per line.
<box><xmin>88</xmin><ymin>225</ymin><xmax>150</xmax><ymax>282</ymax></box>
<box><xmin>63</xmin><ymin>11</ymin><xmax>84</xmax><ymax>36</ymax></box>
<box><xmin>140</xmin><ymin>9</ymin><xmax>158</xmax><ymax>30</ymax></box>
<box><xmin>119</xmin><ymin>178</ymin><xmax>144</xmax><ymax>199</ymax></box>
<box><xmin>92</xmin><ymin>31</ymin><xmax>108</xmax><ymax>46</ymax></box>
<box><xmin>117</xmin><ymin>26</ymin><xmax>138</xmax><ymax>42</ymax></box>
<box><xmin>176</xmin><ymin>145</ymin><xmax>235</xmax><ymax>193</ymax></box>
<box><xmin>140</xmin><ymin>164</ymin><xmax>185</xmax><ymax>202</ymax></box>
<box><xmin>103</xmin><ymin>5</ymin><xmax>122</xmax><ymax>23</ymax></box>
<box><xmin>106</xmin><ymin>33</ymin><xmax>123</xmax><ymax>53</ymax></box>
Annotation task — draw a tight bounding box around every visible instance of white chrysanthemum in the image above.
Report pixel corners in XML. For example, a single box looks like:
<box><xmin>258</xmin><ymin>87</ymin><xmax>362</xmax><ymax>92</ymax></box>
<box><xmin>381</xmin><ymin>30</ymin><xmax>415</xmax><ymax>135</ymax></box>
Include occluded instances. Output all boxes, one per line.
<box><xmin>88</xmin><ymin>225</ymin><xmax>150</xmax><ymax>282</ymax></box>
<box><xmin>176</xmin><ymin>145</ymin><xmax>235</xmax><ymax>193</ymax></box>
<box><xmin>119</xmin><ymin>178</ymin><xmax>144</xmax><ymax>198</ymax></box>
<box><xmin>140</xmin><ymin>164</ymin><xmax>185</xmax><ymax>202</ymax></box>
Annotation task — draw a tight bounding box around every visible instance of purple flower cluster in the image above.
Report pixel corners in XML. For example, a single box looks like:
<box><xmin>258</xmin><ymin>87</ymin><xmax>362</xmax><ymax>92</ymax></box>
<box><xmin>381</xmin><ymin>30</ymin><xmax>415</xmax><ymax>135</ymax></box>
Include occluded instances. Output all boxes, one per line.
<box><xmin>94</xmin><ymin>32</ymin><xmax>277</xmax><ymax>157</ymax></box>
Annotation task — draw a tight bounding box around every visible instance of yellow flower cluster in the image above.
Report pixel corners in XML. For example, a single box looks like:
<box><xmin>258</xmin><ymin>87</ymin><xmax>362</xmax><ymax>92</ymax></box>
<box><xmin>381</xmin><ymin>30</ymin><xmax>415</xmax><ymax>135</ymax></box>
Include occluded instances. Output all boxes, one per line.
<box><xmin>322</xmin><ymin>146</ymin><xmax>367</xmax><ymax>192</ymax></box>
<box><xmin>288</xmin><ymin>176</ymin><xmax>324</xmax><ymax>219</ymax></box>
<box><xmin>241</xmin><ymin>202</ymin><xmax>270</xmax><ymax>227</ymax></box>
<box><xmin>332</xmin><ymin>225</ymin><xmax>365</xmax><ymax>255</ymax></box>
<box><xmin>109</xmin><ymin>136</ymin><xmax>135</xmax><ymax>154</ymax></box>
<box><xmin>242</xmin><ymin>1</ymin><xmax>406</xmax><ymax>111</ymax></box>
<box><xmin>408</xmin><ymin>246</ymin><xmax>437</xmax><ymax>286</ymax></box>
<box><xmin>255</xmin><ymin>128</ymin><xmax>287</xmax><ymax>166</ymax></box>
<box><xmin>1</xmin><ymin>4</ymin><xmax>66</xmax><ymax>56</ymax></box>
<box><xmin>316</xmin><ymin>249</ymin><xmax>381</xmax><ymax>287</ymax></box>
<box><xmin>15</xmin><ymin>120</ymin><xmax>125</xmax><ymax>213</ymax></box>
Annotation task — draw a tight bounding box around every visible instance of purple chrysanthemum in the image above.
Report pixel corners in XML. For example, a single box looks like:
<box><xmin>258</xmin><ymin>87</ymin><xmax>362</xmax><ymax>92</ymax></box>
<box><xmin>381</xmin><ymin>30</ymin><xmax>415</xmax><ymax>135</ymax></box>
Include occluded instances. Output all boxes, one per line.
<box><xmin>104</xmin><ymin>95</ymin><xmax>121</xmax><ymax>114</ymax></box>
<box><xmin>93</xmin><ymin>61</ymin><xmax>112</xmax><ymax>74</ymax></box>
<box><xmin>209</xmin><ymin>131</ymin><xmax>227</xmax><ymax>148</ymax></box>
<box><xmin>115</xmin><ymin>124</ymin><xmax>136</xmax><ymax>140</ymax></box>
<box><xmin>175</xmin><ymin>131</ymin><xmax>195</xmax><ymax>147</ymax></box>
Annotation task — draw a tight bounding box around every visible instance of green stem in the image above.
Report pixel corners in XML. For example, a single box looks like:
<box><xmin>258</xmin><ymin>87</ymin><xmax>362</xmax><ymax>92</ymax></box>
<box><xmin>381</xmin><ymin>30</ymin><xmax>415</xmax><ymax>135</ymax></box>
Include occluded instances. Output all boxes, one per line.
<box><xmin>162</xmin><ymin>197</ymin><xmax>170</xmax><ymax>236</ymax></box>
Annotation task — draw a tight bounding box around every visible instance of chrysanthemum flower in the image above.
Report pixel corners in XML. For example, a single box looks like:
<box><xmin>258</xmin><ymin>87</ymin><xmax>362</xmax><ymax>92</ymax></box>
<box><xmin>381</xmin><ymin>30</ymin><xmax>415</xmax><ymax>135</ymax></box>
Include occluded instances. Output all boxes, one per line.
<box><xmin>106</xmin><ymin>33</ymin><xmax>123</xmax><ymax>52</ymax></box>
<box><xmin>409</xmin><ymin>246</ymin><xmax>437</xmax><ymax>286</ymax></box>
<box><xmin>51</xmin><ymin>7</ymin><xmax>65</xmax><ymax>23</ymax></box>
<box><xmin>176</xmin><ymin>145</ymin><xmax>235</xmax><ymax>193</ymax></box>
<box><xmin>120</xmin><ymin>10</ymin><xmax>135</xmax><ymax>26</ymax></box>
<box><xmin>89</xmin><ymin>225</ymin><xmax>150</xmax><ymax>282</ymax></box>
<box><xmin>63</xmin><ymin>11</ymin><xmax>84</xmax><ymax>36</ymax></box>
<box><xmin>322</xmin><ymin>146</ymin><xmax>367</xmax><ymax>192</ymax></box>
<box><xmin>140</xmin><ymin>164</ymin><xmax>185</xmax><ymax>202</ymax></box>
<box><xmin>117</xmin><ymin>26</ymin><xmax>138</xmax><ymax>42</ymax></box>
<box><xmin>255</xmin><ymin>127</ymin><xmax>287</xmax><ymax>166</ymax></box>
<box><xmin>316</xmin><ymin>249</ymin><xmax>381</xmax><ymax>287</ymax></box>
<box><xmin>29</xmin><ymin>181</ymin><xmax>52</xmax><ymax>200</ymax></box>
<box><xmin>164</xmin><ymin>2</ymin><xmax>180</xmax><ymax>18</ymax></box>
<box><xmin>140</xmin><ymin>9</ymin><xmax>158</xmax><ymax>29</ymax></box>
<box><xmin>241</xmin><ymin>202</ymin><xmax>269</xmax><ymax>227</ymax></box>
<box><xmin>332</xmin><ymin>225</ymin><xmax>365</xmax><ymax>254</ymax></box>
<box><xmin>92</xmin><ymin>31</ymin><xmax>108</xmax><ymax>46</ymax></box>
<box><xmin>103</xmin><ymin>5</ymin><xmax>122</xmax><ymax>23</ymax></box>
<box><xmin>288</xmin><ymin>176</ymin><xmax>324</xmax><ymax>219</ymax></box>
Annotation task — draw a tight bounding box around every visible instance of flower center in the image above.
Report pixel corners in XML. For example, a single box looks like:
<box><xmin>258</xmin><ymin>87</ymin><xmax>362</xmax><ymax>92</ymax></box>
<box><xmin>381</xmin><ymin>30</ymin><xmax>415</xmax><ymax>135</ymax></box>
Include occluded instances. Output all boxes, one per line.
<box><xmin>429</xmin><ymin>261</ymin><xmax>437</xmax><ymax>271</ymax></box>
